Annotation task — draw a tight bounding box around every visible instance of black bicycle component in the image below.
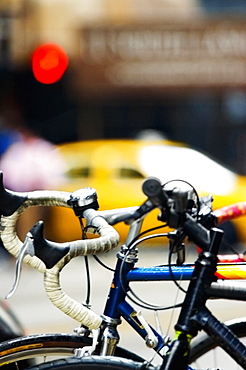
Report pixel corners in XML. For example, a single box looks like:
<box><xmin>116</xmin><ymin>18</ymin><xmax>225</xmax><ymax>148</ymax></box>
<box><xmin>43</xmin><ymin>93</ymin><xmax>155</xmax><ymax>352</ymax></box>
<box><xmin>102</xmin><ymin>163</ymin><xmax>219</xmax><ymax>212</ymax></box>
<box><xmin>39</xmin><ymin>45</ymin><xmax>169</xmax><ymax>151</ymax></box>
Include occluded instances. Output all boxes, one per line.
<box><xmin>142</xmin><ymin>177</ymin><xmax>167</xmax><ymax>207</ymax></box>
<box><xmin>161</xmin><ymin>228</ymin><xmax>224</xmax><ymax>370</ymax></box>
<box><xmin>0</xmin><ymin>172</ymin><xmax>27</xmax><ymax>216</ymax></box>
<box><xmin>197</xmin><ymin>195</ymin><xmax>217</xmax><ymax>229</ymax></box>
<box><xmin>27</xmin><ymin>355</ymin><xmax>148</xmax><ymax>370</ymax></box>
<box><xmin>129</xmin><ymin>200</ymin><xmax>155</xmax><ymax>222</ymax></box>
<box><xmin>142</xmin><ymin>177</ymin><xmax>189</xmax><ymax>228</ymax></box>
<box><xmin>176</xmin><ymin>228</ymin><xmax>223</xmax><ymax>333</ymax></box>
<box><xmin>194</xmin><ymin>308</ymin><xmax>246</xmax><ymax>369</ymax></box>
<box><xmin>67</xmin><ymin>187</ymin><xmax>99</xmax><ymax>218</ymax></box>
<box><xmin>208</xmin><ymin>280</ymin><xmax>246</xmax><ymax>301</ymax></box>
<box><xmin>29</xmin><ymin>221</ymin><xmax>70</xmax><ymax>268</ymax></box>
<box><xmin>106</xmin><ymin>209</ymin><xmax>139</xmax><ymax>226</ymax></box>
<box><xmin>189</xmin><ymin>317</ymin><xmax>246</xmax><ymax>363</ymax></box>
<box><xmin>166</xmin><ymin>188</ymin><xmax>193</xmax><ymax>229</ymax></box>
<box><xmin>0</xmin><ymin>334</ymin><xmax>146</xmax><ymax>368</ymax></box>
<box><xmin>144</xmin><ymin>179</ymin><xmax>197</xmax><ymax>229</ymax></box>
<box><xmin>128</xmin><ymin>178</ymin><xmax>167</xmax><ymax>221</ymax></box>
<box><xmin>183</xmin><ymin>213</ymin><xmax>210</xmax><ymax>251</ymax></box>
<box><xmin>0</xmin><ymin>301</ymin><xmax>34</xmax><ymax>369</ymax></box>
<box><xmin>128</xmin><ymin>178</ymin><xmax>200</xmax><ymax>228</ymax></box>
<box><xmin>160</xmin><ymin>332</ymin><xmax>190</xmax><ymax>370</ymax></box>
<box><xmin>168</xmin><ymin>230</ymin><xmax>186</xmax><ymax>266</ymax></box>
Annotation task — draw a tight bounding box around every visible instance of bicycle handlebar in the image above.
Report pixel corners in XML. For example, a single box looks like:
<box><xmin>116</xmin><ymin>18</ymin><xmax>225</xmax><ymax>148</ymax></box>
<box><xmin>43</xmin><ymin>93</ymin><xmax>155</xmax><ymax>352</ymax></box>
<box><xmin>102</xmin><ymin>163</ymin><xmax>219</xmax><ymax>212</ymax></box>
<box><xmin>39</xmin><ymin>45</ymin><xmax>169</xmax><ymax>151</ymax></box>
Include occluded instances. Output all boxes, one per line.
<box><xmin>0</xmin><ymin>174</ymin><xmax>120</xmax><ymax>329</ymax></box>
<box><xmin>1</xmin><ymin>171</ymin><xmax>246</xmax><ymax>330</ymax></box>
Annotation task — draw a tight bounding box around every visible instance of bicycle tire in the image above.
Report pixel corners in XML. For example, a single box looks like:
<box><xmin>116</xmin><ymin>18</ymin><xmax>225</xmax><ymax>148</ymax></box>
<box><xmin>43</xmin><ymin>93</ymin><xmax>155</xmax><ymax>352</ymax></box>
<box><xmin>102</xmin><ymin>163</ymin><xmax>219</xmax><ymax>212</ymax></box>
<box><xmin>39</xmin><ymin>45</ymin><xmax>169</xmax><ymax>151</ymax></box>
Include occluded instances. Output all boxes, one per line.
<box><xmin>189</xmin><ymin>317</ymin><xmax>246</xmax><ymax>368</ymax></box>
<box><xmin>1</xmin><ymin>319</ymin><xmax>245</xmax><ymax>369</ymax></box>
<box><xmin>0</xmin><ymin>333</ymin><xmax>145</xmax><ymax>369</ymax></box>
<box><xmin>26</xmin><ymin>356</ymin><xmax>149</xmax><ymax>370</ymax></box>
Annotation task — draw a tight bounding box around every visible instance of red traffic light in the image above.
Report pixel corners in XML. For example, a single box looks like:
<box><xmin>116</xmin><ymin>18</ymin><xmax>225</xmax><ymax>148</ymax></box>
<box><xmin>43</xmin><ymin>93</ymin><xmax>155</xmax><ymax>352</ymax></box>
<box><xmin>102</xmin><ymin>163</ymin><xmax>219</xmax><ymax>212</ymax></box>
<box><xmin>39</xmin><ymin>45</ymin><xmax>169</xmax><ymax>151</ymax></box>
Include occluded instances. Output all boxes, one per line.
<box><xmin>32</xmin><ymin>44</ymin><xmax>68</xmax><ymax>84</ymax></box>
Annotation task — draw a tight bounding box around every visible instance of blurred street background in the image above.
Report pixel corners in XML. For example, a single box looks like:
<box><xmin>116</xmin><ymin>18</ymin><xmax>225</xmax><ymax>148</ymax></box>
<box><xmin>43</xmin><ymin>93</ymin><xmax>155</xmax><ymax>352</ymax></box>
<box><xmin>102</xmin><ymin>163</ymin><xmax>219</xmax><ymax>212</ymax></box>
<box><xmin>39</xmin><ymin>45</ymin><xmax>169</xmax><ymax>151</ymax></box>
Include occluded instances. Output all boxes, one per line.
<box><xmin>1</xmin><ymin>0</ymin><xmax>246</xmax><ymax>173</ymax></box>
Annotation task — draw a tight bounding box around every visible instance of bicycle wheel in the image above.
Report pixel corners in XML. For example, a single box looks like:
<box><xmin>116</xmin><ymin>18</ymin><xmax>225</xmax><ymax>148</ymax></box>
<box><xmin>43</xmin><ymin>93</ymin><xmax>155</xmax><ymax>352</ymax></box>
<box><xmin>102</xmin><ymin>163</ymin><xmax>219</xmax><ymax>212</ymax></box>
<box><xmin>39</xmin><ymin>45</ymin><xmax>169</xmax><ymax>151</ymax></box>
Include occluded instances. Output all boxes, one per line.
<box><xmin>27</xmin><ymin>355</ymin><xmax>150</xmax><ymax>370</ymax></box>
<box><xmin>189</xmin><ymin>317</ymin><xmax>246</xmax><ymax>369</ymax></box>
<box><xmin>0</xmin><ymin>333</ymin><xmax>145</xmax><ymax>369</ymax></box>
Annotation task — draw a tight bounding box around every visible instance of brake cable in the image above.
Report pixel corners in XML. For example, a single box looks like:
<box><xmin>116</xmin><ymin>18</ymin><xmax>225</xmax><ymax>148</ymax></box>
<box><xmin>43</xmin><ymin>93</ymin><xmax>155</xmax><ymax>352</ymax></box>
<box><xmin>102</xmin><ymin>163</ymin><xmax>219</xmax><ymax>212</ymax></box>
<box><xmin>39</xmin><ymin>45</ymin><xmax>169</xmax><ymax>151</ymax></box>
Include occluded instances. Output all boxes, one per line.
<box><xmin>78</xmin><ymin>217</ymin><xmax>91</xmax><ymax>308</ymax></box>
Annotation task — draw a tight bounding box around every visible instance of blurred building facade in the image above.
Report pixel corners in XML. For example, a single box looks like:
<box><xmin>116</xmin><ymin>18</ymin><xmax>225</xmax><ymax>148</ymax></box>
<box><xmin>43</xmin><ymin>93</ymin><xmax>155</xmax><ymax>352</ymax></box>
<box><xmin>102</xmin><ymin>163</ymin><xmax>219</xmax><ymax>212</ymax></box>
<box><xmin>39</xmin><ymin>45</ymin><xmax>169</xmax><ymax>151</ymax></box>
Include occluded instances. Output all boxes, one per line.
<box><xmin>1</xmin><ymin>0</ymin><xmax>246</xmax><ymax>174</ymax></box>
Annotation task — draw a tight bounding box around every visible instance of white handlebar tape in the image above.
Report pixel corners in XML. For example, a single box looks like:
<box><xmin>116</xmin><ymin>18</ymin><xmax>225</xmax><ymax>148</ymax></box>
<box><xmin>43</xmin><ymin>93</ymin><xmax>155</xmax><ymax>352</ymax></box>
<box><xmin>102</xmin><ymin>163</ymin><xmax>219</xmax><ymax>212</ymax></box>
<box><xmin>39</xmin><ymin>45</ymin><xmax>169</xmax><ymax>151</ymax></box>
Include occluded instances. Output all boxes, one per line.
<box><xmin>0</xmin><ymin>190</ymin><xmax>120</xmax><ymax>329</ymax></box>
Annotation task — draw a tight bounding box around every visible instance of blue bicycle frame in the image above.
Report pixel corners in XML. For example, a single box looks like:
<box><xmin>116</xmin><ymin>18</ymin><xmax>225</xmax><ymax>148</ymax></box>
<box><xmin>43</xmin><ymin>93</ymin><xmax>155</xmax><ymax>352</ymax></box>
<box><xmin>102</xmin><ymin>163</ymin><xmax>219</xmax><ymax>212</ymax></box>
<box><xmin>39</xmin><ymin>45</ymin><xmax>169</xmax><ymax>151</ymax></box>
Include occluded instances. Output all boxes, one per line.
<box><xmin>100</xmin><ymin>233</ymin><xmax>246</xmax><ymax>369</ymax></box>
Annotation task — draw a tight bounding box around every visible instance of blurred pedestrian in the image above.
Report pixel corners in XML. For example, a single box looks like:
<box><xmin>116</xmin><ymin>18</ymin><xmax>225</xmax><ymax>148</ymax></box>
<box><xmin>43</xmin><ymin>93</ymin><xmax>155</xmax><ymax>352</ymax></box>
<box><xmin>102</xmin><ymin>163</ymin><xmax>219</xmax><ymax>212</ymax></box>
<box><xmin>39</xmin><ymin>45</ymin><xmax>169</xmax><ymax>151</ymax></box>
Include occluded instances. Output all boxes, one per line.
<box><xmin>0</xmin><ymin>124</ymin><xmax>65</xmax><ymax>192</ymax></box>
<box><xmin>0</xmin><ymin>122</ymin><xmax>65</xmax><ymax>241</ymax></box>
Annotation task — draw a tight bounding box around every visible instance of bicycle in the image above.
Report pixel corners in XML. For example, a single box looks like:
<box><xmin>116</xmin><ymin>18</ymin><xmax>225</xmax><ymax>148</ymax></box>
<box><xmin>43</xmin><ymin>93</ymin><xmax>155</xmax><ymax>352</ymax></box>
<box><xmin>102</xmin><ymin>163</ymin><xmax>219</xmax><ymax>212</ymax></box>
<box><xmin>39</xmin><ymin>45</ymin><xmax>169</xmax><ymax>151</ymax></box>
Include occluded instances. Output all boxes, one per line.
<box><xmin>0</xmin><ymin>172</ymin><xmax>245</xmax><ymax>369</ymax></box>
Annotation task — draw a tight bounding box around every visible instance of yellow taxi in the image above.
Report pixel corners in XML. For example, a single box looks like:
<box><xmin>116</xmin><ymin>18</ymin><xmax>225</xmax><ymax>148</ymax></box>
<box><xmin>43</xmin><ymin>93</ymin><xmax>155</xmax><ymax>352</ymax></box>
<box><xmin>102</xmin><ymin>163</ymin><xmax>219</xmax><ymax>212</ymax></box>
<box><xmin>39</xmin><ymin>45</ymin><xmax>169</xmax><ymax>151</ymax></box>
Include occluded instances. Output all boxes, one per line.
<box><xmin>45</xmin><ymin>139</ymin><xmax>246</xmax><ymax>246</ymax></box>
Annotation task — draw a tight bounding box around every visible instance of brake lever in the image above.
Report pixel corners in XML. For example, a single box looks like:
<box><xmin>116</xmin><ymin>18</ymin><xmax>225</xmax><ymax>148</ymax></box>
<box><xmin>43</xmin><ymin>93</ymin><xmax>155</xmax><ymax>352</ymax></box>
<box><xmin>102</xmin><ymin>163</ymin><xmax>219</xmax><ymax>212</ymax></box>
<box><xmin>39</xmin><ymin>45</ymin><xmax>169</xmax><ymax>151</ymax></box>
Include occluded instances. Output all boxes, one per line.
<box><xmin>5</xmin><ymin>232</ymin><xmax>35</xmax><ymax>299</ymax></box>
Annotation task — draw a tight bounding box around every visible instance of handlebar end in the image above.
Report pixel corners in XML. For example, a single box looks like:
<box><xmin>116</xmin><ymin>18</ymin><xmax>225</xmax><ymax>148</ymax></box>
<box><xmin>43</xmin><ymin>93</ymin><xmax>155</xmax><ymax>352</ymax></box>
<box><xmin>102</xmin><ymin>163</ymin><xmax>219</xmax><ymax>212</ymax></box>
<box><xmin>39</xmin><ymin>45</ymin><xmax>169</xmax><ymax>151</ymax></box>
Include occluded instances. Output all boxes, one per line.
<box><xmin>0</xmin><ymin>171</ymin><xmax>27</xmax><ymax>216</ymax></box>
<box><xmin>142</xmin><ymin>177</ymin><xmax>162</xmax><ymax>198</ymax></box>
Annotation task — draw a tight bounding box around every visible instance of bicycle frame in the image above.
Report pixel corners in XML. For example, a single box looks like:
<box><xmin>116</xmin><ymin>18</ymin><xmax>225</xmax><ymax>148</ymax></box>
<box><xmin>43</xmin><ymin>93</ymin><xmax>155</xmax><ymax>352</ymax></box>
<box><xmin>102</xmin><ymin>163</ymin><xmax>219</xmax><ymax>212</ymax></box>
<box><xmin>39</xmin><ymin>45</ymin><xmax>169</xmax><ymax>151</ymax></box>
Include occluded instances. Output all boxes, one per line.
<box><xmin>94</xmin><ymin>218</ymin><xmax>246</xmax><ymax>369</ymax></box>
<box><xmin>160</xmin><ymin>227</ymin><xmax>246</xmax><ymax>370</ymax></box>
